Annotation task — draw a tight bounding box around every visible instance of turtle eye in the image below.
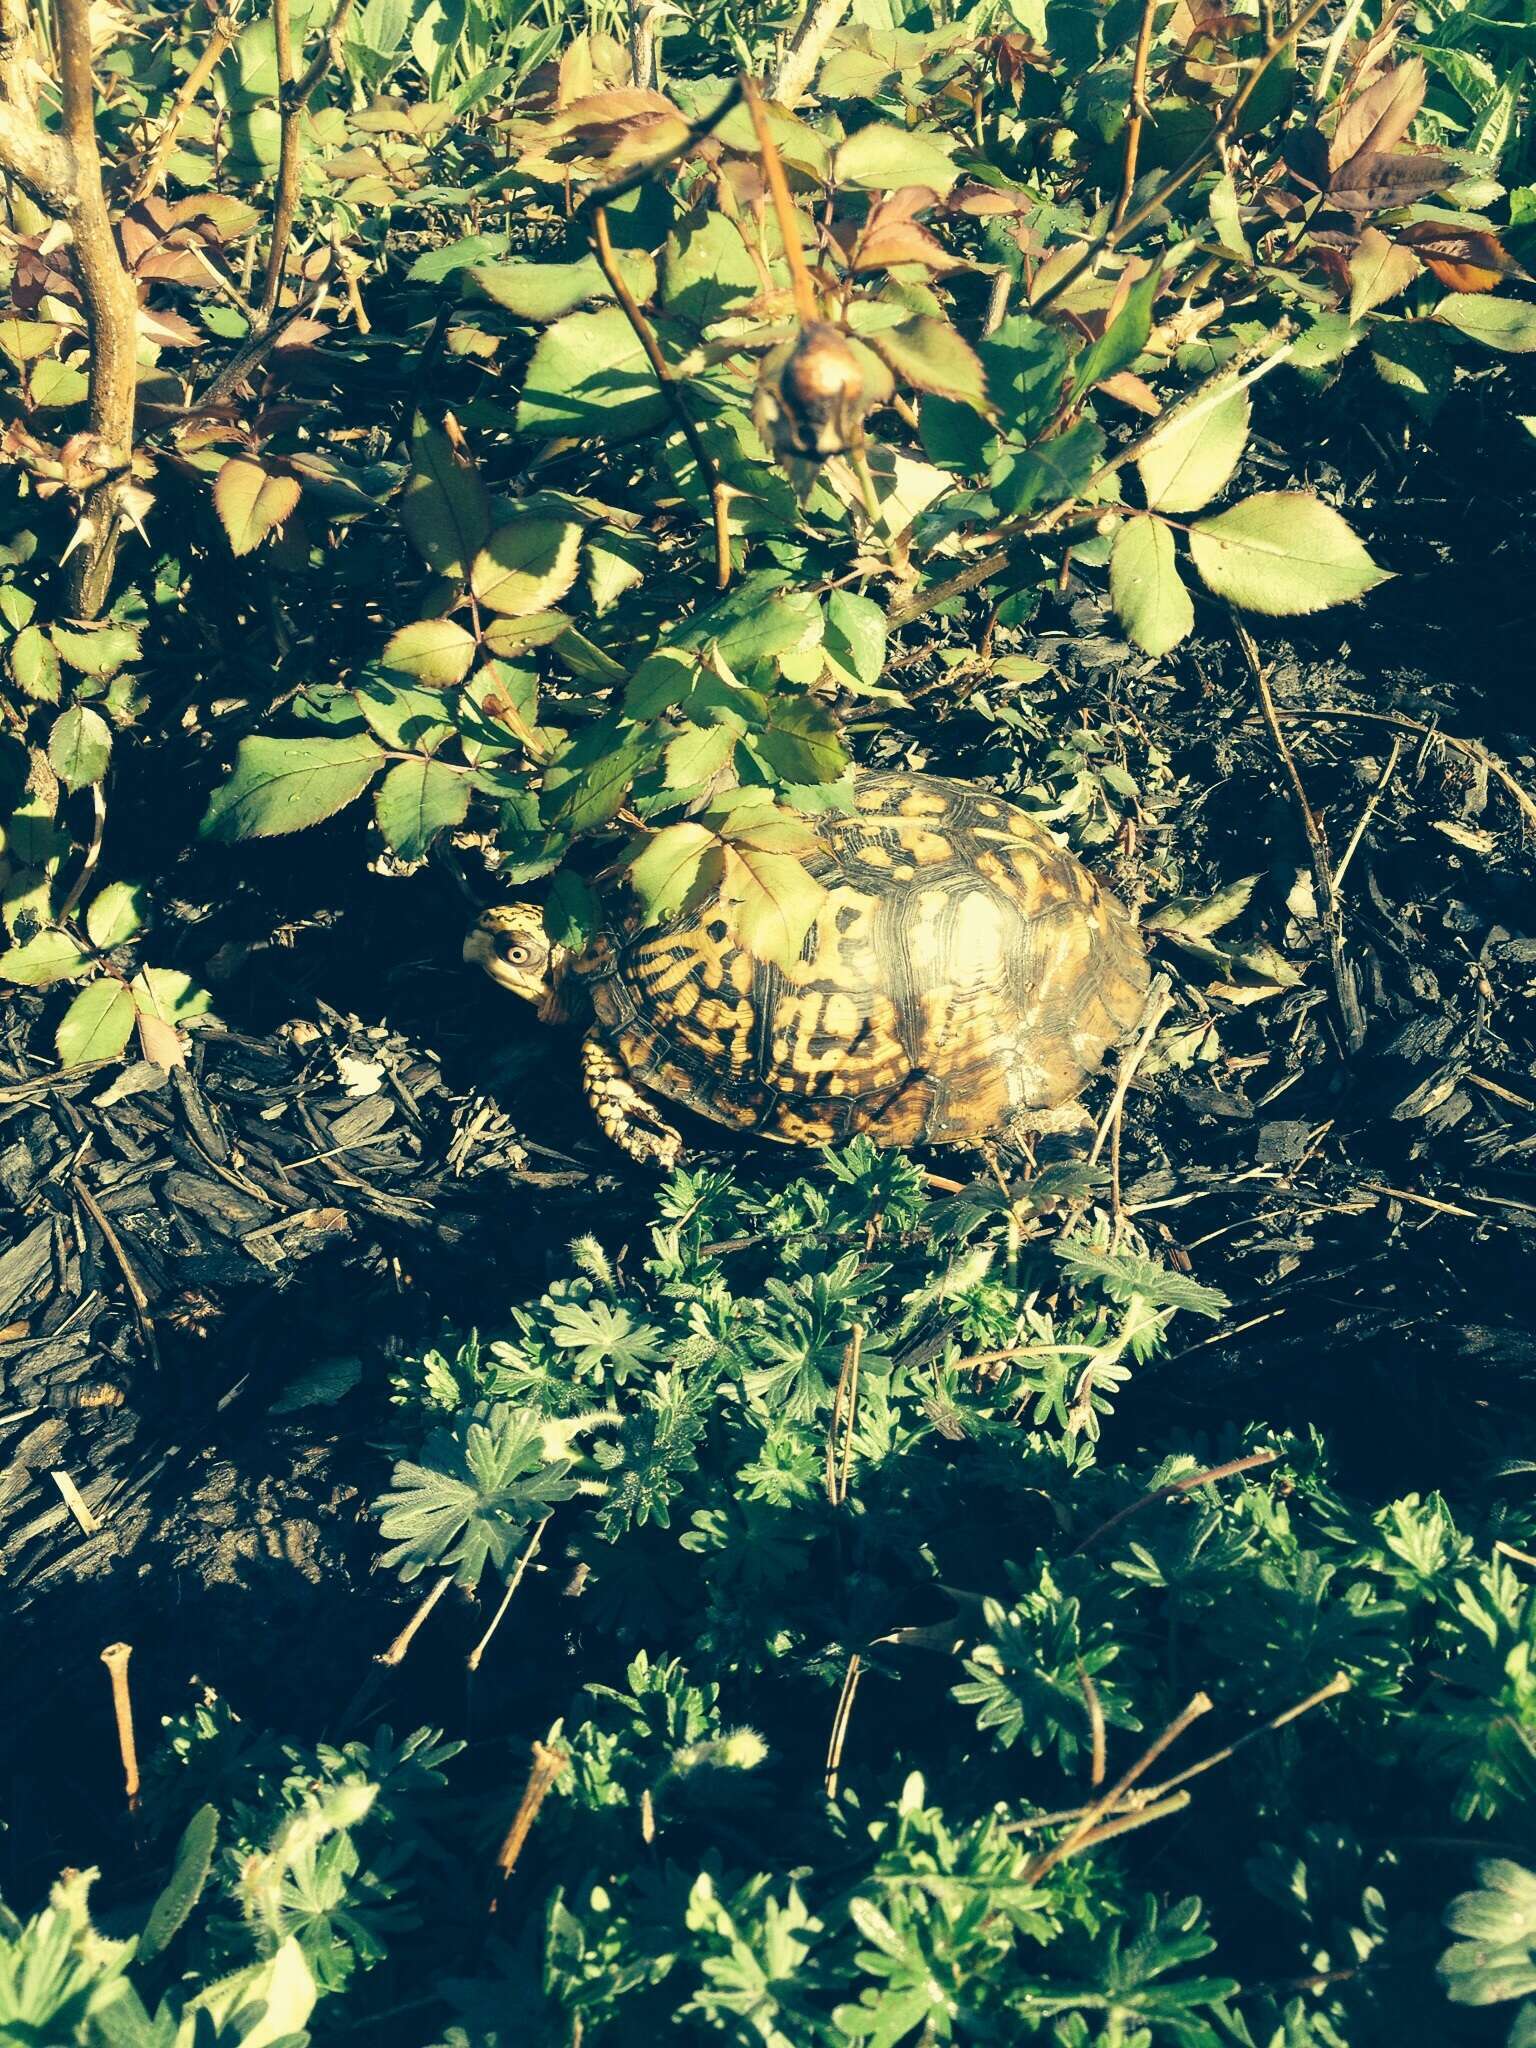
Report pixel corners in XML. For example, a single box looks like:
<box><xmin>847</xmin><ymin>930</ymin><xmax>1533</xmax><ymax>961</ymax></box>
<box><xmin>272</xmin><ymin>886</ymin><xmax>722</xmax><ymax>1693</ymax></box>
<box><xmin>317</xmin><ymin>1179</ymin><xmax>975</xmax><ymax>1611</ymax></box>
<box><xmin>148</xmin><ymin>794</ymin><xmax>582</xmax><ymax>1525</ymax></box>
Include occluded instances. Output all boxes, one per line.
<box><xmin>500</xmin><ymin>940</ymin><xmax>532</xmax><ymax>966</ymax></box>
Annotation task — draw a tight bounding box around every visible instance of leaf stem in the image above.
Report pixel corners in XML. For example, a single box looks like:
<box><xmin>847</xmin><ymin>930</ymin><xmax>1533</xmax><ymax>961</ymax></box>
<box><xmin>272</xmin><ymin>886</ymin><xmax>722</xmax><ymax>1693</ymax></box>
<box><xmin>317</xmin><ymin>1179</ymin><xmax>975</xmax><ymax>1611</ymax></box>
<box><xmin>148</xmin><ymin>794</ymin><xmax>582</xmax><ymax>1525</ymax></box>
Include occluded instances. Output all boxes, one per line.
<box><xmin>377</xmin><ymin>1568</ymin><xmax>454</xmax><ymax>1667</ymax></box>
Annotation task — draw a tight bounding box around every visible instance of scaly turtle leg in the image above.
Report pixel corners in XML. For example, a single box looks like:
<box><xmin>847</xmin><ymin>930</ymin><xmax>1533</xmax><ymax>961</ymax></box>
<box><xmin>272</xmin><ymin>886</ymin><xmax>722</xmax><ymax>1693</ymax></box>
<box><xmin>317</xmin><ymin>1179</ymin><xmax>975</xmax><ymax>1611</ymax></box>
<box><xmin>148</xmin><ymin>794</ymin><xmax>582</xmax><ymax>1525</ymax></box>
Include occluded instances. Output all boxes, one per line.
<box><xmin>580</xmin><ymin>1030</ymin><xmax>683</xmax><ymax>1170</ymax></box>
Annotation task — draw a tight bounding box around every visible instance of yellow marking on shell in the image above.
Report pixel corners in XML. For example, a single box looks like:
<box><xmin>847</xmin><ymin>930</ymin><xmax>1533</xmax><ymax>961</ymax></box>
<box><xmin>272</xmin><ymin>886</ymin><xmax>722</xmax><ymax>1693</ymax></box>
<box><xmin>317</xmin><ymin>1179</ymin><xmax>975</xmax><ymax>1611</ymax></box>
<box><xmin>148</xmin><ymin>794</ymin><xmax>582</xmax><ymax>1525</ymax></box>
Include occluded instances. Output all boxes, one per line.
<box><xmin>896</xmin><ymin>790</ymin><xmax>950</xmax><ymax>817</ymax></box>
<box><xmin>856</xmin><ymin>841</ymin><xmax>893</xmax><ymax>868</ymax></box>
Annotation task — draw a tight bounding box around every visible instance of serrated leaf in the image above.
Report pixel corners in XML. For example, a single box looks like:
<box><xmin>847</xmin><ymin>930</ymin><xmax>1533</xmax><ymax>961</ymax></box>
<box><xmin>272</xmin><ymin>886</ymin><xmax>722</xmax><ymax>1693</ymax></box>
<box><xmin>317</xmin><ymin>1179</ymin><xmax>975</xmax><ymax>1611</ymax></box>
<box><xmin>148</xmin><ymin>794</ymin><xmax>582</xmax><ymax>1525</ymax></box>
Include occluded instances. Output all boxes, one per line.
<box><xmin>214</xmin><ymin>458</ymin><xmax>302</xmax><ymax>557</ymax></box>
<box><xmin>1348</xmin><ymin>227</ymin><xmax>1422</xmax><ymax>322</ymax></box>
<box><xmin>374</xmin><ymin>757</ymin><xmax>470</xmax><ymax>860</ymax></box>
<box><xmin>627</xmin><ymin>821</ymin><xmax>722</xmax><ymax>922</ymax></box>
<box><xmin>1188</xmin><ymin>493</ymin><xmax>1390</xmax><ymax>615</ymax></box>
<box><xmin>1109</xmin><ymin>517</ymin><xmax>1194</xmax><ymax>656</ymax></box>
<box><xmin>381</xmin><ymin>617</ymin><xmax>478</xmax><ymax>686</ymax></box>
<box><xmin>49</xmin><ymin>623</ymin><xmax>140</xmax><ymax>676</ymax></box>
<box><xmin>833</xmin><ymin>123</ymin><xmax>958</xmax><ymax>196</ymax></box>
<box><xmin>1145</xmin><ymin>872</ymin><xmax>1260</xmax><ymax>941</ymax></box>
<box><xmin>515</xmin><ymin>305</ymin><xmax>667</xmax><ymax>440</ymax></box>
<box><xmin>132</xmin><ymin>966</ymin><xmax>212</xmax><ymax>1025</ymax></box>
<box><xmin>11</xmin><ymin>624</ymin><xmax>60</xmax><ymax>701</ymax></box>
<box><xmin>400</xmin><ymin>416</ymin><xmax>492</xmax><ymax>580</ymax></box>
<box><xmin>1071</xmin><ymin>263</ymin><xmax>1162</xmax><ymax>399</ymax></box>
<box><xmin>980</xmin><ymin>314</ymin><xmax>1070</xmax><ymax>443</ymax></box>
<box><xmin>868</xmin><ymin>317</ymin><xmax>988</xmax><ymax>406</ymax></box>
<box><xmin>471</xmin><ymin>520</ymin><xmax>584</xmax><ymax>616</ymax></box>
<box><xmin>86</xmin><ymin>879</ymin><xmax>146</xmax><ymax>950</ymax></box>
<box><xmin>750</xmin><ymin>696</ymin><xmax>848</xmax><ymax>785</ymax></box>
<box><xmin>662</xmin><ymin>213</ymin><xmax>759</xmax><ymax>331</ymax></box>
<box><xmin>355</xmin><ymin>674</ymin><xmax>456</xmax><ymax>753</ymax></box>
<box><xmin>544</xmin><ymin>870</ymin><xmax>603</xmax><ymax>948</ymax></box>
<box><xmin>139</xmin><ymin>1805</ymin><xmax>218</xmax><ymax>1963</ymax></box>
<box><xmin>541</xmin><ymin>727</ymin><xmax>646</xmax><ymax>836</ymax></box>
<box><xmin>55</xmin><ymin>978</ymin><xmax>135</xmax><ymax>1066</ymax></box>
<box><xmin>993</xmin><ymin>418</ymin><xmax>1103</xmax><ymax>519</ymax></box>
<box><xmin>0</xmin><ymin>929</ymin><xmax>93</xmax><ymax>986</ymax></box>
<box><xmin>468</xmin><ymin>251</ymin><xmax>656</xmax><ymax>321</ymax></box>
<box><xmin>665</xmin><ymin>722</ymin><xmax>736</xmax><ymax>788</ymax></box>
<box><xmin>47</xmin><ymin>705</ymin><xmax>112</xmax><ymax>790</ymax></box>
<box><xmin>1435</xmin><ymin>293</ymin><xmax>1536</xmax><ymax>351</ymax></box>
<box><xmin>824</xmin><ymin>589</ymin><xmax>887</xmax><ymax>690</ymax></box>
<box><xmin>1137</xmin><ymin>389</ymin><xmax>1251</xmax><ymax>514</ymax></box>
<box><xmin>720</xmin><ymin>840</ymin><xmax>827</xmax><ymax>969</ymax></box>
<box><xmin>200</xmin><ymin>735</ymin><xmax>386</xmax><ymax>840</ymax></box>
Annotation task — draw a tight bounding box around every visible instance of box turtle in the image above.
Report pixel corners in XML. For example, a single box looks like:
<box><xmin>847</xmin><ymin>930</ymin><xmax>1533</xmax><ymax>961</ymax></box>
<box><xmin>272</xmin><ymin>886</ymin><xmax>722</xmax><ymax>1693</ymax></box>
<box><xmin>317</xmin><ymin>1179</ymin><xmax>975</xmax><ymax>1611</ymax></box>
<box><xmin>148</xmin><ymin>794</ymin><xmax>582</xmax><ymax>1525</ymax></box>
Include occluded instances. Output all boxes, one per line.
<box><xmin>465</xmin><ymin>769</ymin><xmax>1148</xmax><ymax>1168</ymax></box>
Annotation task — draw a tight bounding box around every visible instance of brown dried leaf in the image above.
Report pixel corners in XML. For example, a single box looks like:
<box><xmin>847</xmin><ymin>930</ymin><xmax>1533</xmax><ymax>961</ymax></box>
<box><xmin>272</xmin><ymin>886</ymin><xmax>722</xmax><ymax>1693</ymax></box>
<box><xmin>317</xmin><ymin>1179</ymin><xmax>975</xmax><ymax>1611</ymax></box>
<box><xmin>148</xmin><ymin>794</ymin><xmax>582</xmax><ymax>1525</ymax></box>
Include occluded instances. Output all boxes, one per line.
<box><xmin>1399</xmin><ymin>221</ymin><xmax>1527</xmax><ymax>294</ymax></box>
<box><xmin>1328</xmin><ymin>150</ymin><xmax>1450</xmax><ymax>215</ymax></box>
<box><xmin>1328</xmin><ymin>58</ymin><xmax>1426</xmax><ymax>173</ymax></box>
<box><xmin>849</xmin><ymin>219</ymin><xmax>964</xmax><ymax>273</ymax></box>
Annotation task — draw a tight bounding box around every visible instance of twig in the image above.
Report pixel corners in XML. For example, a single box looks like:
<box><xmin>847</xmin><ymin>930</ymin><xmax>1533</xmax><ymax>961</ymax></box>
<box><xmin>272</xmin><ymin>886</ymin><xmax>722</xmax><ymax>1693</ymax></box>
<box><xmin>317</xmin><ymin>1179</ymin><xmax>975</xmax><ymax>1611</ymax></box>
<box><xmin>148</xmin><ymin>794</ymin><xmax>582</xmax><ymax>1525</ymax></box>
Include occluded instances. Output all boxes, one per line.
<box><xmin>56</xmin><ymin>0</ymin><xmax>142</xmax><ymax>615</ymax></box>
<box><xmin>1360</xmin><ymin>1182</ymin><xmax>1476</xmax><ymax>1221</ymax></box>
<box><xmin>52</xmin><ymin>1468</ymin><xmax>100</xmax><ymax>1536</ymax></box>
<box><xmin>1260</xmin><ymin>707</ymin><xmax>1536</xmax><ymax>836</ymax></box>
<box><xmin>1079</xmin><ymin>1661</ymin><xmax>1107</xmax><ymax>1788</ymax></box>
<box><xmin>1332</xmin><ymin>736</ymin><xmax>1402</xmax><ymax>895</ymax></box>
<box><xmin>491</xmin><ymin>1740</ymin><xmax>565</xmax><ymax>1899</ymax></box>
<box><xmin>589</xmin><ymin>203</ymin><xmax>730</xmax><ymax>589</ymax></box>
<box><xmin>1231</xmin><ymin>612</ymin><xmax>1365</xmax><ymax>1051</ymax></box>
<box><xmin>1007</xmin><ymin>1672</ymin><xmax>1351</xmax><ymax>1832</ymax></box>
<box><xmin>258</xmin><ymin>0</ymin><xmax>356</xmax><ymax>324</ymax></box>
<box><xmin>1068</xmin><ymin>1448</ymin><xmax>1281</xmax><ymax>1557</ymax></box>
<box><xmin>1088</xmin><ymin>974</ymin><xmax>1172</xmax><ymax>1173</ymax></box>
<box><xmin>1113</xmin><ymin>0</ymin><xmax>1160</xmax><ymax>230</ymax></box>
<box><xmin>377</xmin><ymin>1569</ymin><xmax>454</xmax><ymax>1666</ymax></box>
<box><xmin>128</xmin><ymin>3</ymin><xmax>241</xmax><ymax>206</ymax></box>
<box><xmin>824</xmin><ymin>1651</ymin><xmax>862</xmax><ymax>1798</ymax></box>
<box><xmin>742</xmin><ymin>72</ymin><xmax>819</xmax><ymax>325</ymax></box>
<box><xmin>825</xmin><ymin>1324</ymin><xmax>862</xmax><ymax>1507</ymax></box>
<box><xmin>769</xmin><ymin>0</ymin><xmax>852</xmax><ymax>107</ymax></box>
<box><xmin>101</xmin><ymin>1641</ymin><xmax>140</xmax><ymax>1814</ymax></box>
<box><xmin>1023</xmin><ymin>1692</ymin><xmax>1212</xmax><ymax>1883</ymax></box>
<box><xmin>57</xmin><ymin>781</ymin><xmax>106</xmax><ymax>924</ymax></box>
<box><xmin>1067</xmin><ymin>1789</ymin><xmax>1192</xmax><ymax>1854</ymax></box>
<box><xmin>73</xmin><ymin>1167</ymin><xmax>161</xmax><ymax>1369</ymax></box>
<box><xmin>467</xmin><ymin>1515</ymin><xmax>551</xmax><ymax>1673</ymax></box>
<box><xmin>195</xmin><ymin>285</ymin><xmax>324</xmax><ymax>408</ymax></box>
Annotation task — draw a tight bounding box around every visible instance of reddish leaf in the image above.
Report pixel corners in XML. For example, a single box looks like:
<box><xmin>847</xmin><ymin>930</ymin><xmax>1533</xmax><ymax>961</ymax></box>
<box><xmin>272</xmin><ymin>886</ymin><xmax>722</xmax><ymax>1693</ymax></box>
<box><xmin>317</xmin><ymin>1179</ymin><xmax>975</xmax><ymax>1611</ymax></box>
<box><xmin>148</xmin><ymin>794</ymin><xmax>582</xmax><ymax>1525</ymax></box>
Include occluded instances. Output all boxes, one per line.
<box><xmin>1399</xmin><ymin>222</ymin><xmax>1526</xmax><ymax>295</ymax></box>
<box><xmin>1328</xmin><ymin>151</ymin><xmax>1450</xmax><ymax>214</ymax></box>
<box><xmin>849</xmin><ymin>220</ymin><xmax>964</xmax><ymax>273</ymax></box>
<box><xmin>1328</xmin><ymin>59</ymin><xmax>1426</xmax><ymax>173</ymax></box>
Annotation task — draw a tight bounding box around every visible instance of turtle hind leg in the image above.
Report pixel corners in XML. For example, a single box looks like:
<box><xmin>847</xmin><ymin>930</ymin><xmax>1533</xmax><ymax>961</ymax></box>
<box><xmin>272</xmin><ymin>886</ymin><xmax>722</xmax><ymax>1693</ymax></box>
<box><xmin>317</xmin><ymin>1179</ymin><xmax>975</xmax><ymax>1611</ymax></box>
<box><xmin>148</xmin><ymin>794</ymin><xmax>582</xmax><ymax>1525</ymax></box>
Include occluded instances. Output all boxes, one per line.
<box><xmin>580</xmin><ymin>1030</ymin><xmax>683</xmax><ymax>1171</ymax></box>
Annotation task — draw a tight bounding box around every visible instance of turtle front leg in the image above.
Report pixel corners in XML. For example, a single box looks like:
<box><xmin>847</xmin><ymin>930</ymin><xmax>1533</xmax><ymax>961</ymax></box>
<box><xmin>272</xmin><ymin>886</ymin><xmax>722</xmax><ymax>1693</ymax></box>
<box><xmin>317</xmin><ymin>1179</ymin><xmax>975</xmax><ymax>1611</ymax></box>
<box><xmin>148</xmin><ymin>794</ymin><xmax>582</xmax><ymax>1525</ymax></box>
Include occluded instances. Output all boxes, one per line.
<box><xmin>579</xmin><ymin>1030</ymin><xmax>683</xmax><ymax>1170</ymax></box>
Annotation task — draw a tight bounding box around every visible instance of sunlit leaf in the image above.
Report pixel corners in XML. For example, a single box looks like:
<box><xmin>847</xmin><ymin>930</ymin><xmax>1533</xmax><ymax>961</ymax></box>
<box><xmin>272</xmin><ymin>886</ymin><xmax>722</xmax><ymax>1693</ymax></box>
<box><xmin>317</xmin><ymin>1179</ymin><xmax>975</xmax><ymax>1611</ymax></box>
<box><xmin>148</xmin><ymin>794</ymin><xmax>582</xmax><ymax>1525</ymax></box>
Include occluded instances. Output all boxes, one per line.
<box><xmin>374</xmin><ymin>757</ymin><xmax>471</xmax><ymax>860</ymax></box>
<box><xmin>1109</xmin><ymin>516</ymin><xmax>1194</xmax><ymax>656</ymax></box>
<box><xmin>1138</xmin><ymin>388</ymin><xmax>1250</xmax><ymax>513</ymax></box>
<box><xmin>1188</xmin><ymin>492</ymin><xmax>1390</xmax><ymax>614</ymax></box>
<box><xmin>400</xmin><ymin>416</ymin><xmax>492</xmax><ymax>580</ymax></box>
<box><xmin>471</xmin><ymin>521</ymin><xmax>584</xmax><ymax>616</ymax></box>
<box><xmin>47</xmin><ymin>705</ymin><xmax>111</xmax><ymax>790</ymax></box>
<box><xmin>200</xmin><ymin>735</ymin><xmax>387</xmax><ymax>840</ymax></box>
<box><xmin>55</xmin><ymin>978</ymin><xmax>135</xmax><ymax>1067</ymax></box>
<box><xmin>213</xmin><ymin>458</ymin><xmax>302</xmax><ymax>557</ymax></box>
<box><xmin>381</xmin><ymin>618</ymin><xmax>478</xmax><ymax>687</ymax></box>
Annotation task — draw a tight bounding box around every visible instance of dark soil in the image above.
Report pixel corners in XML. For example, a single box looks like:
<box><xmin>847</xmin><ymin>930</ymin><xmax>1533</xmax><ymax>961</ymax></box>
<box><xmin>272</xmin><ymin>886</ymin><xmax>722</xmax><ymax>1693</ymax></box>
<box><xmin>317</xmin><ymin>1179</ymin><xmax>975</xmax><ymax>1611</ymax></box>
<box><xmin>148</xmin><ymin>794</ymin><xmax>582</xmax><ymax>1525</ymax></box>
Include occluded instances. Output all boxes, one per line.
<box><xmin>2</xmin><ymin>360</ymin><xmax>1534</xmax><ymax>1907</ymax></box>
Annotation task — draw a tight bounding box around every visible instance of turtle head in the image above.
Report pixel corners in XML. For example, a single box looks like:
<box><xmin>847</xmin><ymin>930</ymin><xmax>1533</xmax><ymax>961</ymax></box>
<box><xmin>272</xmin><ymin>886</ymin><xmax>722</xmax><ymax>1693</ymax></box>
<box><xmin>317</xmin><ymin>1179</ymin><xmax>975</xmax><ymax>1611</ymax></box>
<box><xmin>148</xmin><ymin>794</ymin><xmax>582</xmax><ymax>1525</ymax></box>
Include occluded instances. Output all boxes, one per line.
<box><xmin>464</xmin><ymin>903</ymin><xmax>569</xmax><ymax>1019</ymax></box>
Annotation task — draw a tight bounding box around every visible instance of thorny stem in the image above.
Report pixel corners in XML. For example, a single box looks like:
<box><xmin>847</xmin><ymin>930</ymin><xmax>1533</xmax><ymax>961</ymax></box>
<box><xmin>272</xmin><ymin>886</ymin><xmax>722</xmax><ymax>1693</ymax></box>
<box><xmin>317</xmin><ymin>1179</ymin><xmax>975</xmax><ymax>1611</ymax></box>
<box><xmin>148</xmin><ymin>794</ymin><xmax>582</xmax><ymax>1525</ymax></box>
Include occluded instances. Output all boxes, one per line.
<box><xmin>100</xmin><ymin>1641</ymin><xmax>140</xmax><ymax>1814</ymax></box>
<box><xmin>57</xmin><ymin>781</ymin><xmax>106</xmax><ymax>924</ymax></box>
<box><xmin>769</xmin><ymin>0</ymin><xmax>852</xmax><ymax>106</ymax></box>
<box><xmin>825</xmin><ymin>1324</ymin><xmax>863</xmax><ymax>1507</ymax></box>
<box><xmin>589</xmin><ymin>204</ymin><xmax>731</xmax><ymax>590</ymax></box>
<box><xmin>258</xmin><ymin>0</ymin><xmax>356</xmax><ymax>324</ymax></box>
<box><xmin>377</xmin><ymin>1568</ymin><xmax>454</xmax><ymax>1667</ymax></box>
<box><xmin>1232</xmin><ymin>611</ymin><xmax>1366</xmax><ymax>1051</ymax></box>
<box><xmin>129</xmin><ymin>3</ymin><xmax>241</xmax><ymax>206</ymax></box>
<box><xmin>742</xmin><ymin>71</ymin><xmax>819</xmax><ymax>325</ymax></box>
<box><xmin>1113</xmin><ymin>0</ymin><xmax>1160</xmax><ymax>230</ymax></box>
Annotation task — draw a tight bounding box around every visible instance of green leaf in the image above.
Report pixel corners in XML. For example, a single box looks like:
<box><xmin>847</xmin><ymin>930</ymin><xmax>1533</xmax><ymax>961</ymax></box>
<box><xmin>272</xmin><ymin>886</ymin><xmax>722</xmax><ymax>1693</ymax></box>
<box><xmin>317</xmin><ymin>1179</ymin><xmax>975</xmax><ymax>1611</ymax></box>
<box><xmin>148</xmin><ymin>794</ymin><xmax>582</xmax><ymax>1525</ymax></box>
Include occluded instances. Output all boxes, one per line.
<box><xmin>1435</xmin><ymin>293</ymin><xmax>1536</xmax><ymax>351</ymax></box>
<box><xmin>1110</xmin><ymin>517</ymin><xmax>1194</xmax><ymax>656</ymax></box>
<box><xmin>1371</xmin><ymin>322</ymin><xmax>1454</xmax><ymax>417</ymax></box>
<box><xmin>11</xmin><ymin>624</ymin><xmax>60</xmax><ymax>701</ymax></box>
<box><xmin>627</xmin><ymin>821</ymin><xmax>723</xmax><ymax>922</ymax></box>
<box><xmin>992</xmin><ymin>418</ymin><xmax>1103</xmax><ymax>518</ymax></box>
<box><xmin>721</xmin><ymin>836</ymin><xmax>827</xmax><ymax>969</ymax></box>
<box><xmin>662</xmin><ymin>213</ymin><xmax>759</xmax><ymax>331</ymax></box>
<box><xmin>1188</xmin><ymin>493</ymin><xmax>1390</xmax><ymax>615</ymax></box>
<box><xmin>131</xmin><ymin>967</ymin><xmax>212</xmax><ymax>1025</ymax></box>
<box><xmin>541</xmin><ymin>725</ymin><xmax>646</xmax><ymax>836</ymax></box>
<box><xmin>400</xmin><ymin>416</ymin><xmax>493</xmax><ymax>581</ymax></box>
<box><xmin>824</xmin><ymin>589</ymin><xmax>888</xmax><ymax>690</ymax></box>
<box><xmin>869</xmin><ymin>316</ymin><xmax>988</xmax><ymax>406</ymax></box>
<box><xmin>980</xmin><ymin>315</ymin><xmax>1070</xmax><ymax>442</ymax></box>
<box><xmin>355</xmin><ymin>673</ymin><xmax>456</xmax><ymax>754</ymax></box>
<box><xmin>0</xmin><ymin>929</ymin><xmax>93</xmax><ymax>986</ymax></box>
<box><xmin>29</xmin><ymin>357</ymin><xmax>87</xmax><ymax>407</ymax></box>
<box><xmin>468</xmin><ymin>251</ymin><xmax>655</xmax><ymax>322</ymax></box>
<box><xmin>1070</xmin><ymin>263</ymin><xmax>1162</xmax><ymax>398</ymax></box>
<box><xmin>0</xmin><ymin>584</ymin><xmax>35</xmax><ymax>628</ymax></box>
<box><xmin>1137</xmin><ymin>388</ymin><xmax>1251</xmax><ymax>513</ymax></box>
<box><xmin>139</xmin><ymin>1806</ymin><xmax>219</xmax><ymax>1964</ymax></box>
<box><xmin>665</xmin><ymin>722</ymin><xmax>736</xmax><ymax>788</ymax></box>
<box><xmin>214</xmin><ymin>457</ymin><xmax>302</xmax><ymax>557</ymax></box>
<box><xmin>471</xmin><ymin>520</ymin><xmax>584</xmax><ymax>616</ymax></box>
<box><xmin>200</xmin><ymin>735</ymin><xmax>387</xmax><ymax>840</ymax></box>
<box><xmin>515</xmin><ymin>305</ymin><xmax>668</xmax><ymax>441</ymax></box>
<box><xmin>374</xmin><ymin>757</ymin><xmax>470</xmax><ymax>860</ymax></box>
<box><xmin>1347</xmin><ymin>227</ymin><xmax>1421</xmax><ymax>322</ymax></box>
<box><xmin>49</xmin><ymin>623</ymin><xmax>140</xmax><ymax>676</ymax></box>
<box><xmin>85</xmin><ymin>880</ymin><xmax>146</xmax><ymax>950</ymax></box>
<box><xmin>47</xmin><ymin>705</ymin><xmax>112</xmax><ymax>790</ymax></box>
<box><xmin>544</xmin><ymin>870</ymin><xmax>603</xmax><ymax>948</ymax></box>
<box><xmin>381</xmin><ymin>617</ymin><xmax>478</xmax><ymax>686</ymax></box>
<box><xmin>55</xmin><ymin>978</ymin><xmax>135</xmax><ymax>1065</ymax></box>
<box><xmin>833</xmin><ymin>123</ymin><xmax>959</xmax><ymax>196</ymax></box>
<box><xmin>750</xmin><ymin>696</ymin><xmax>848</xmax><ymax>785</ymax></box>
<box><xmin>482</xmin><ymin>611</ymin><xmax>570</xmax><ymax>659</ymax></box>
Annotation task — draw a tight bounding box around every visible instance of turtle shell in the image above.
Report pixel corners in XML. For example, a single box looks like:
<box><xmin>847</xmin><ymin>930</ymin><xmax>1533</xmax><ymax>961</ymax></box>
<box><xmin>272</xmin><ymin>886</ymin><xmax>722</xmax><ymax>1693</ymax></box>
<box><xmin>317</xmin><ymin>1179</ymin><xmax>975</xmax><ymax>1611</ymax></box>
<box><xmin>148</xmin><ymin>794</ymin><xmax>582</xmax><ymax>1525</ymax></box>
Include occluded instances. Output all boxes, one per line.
<box><xmin>573</xmin><ymin>770</ymin><xmax>1149</xmax><ymax>1148</ymax></box>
